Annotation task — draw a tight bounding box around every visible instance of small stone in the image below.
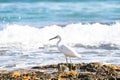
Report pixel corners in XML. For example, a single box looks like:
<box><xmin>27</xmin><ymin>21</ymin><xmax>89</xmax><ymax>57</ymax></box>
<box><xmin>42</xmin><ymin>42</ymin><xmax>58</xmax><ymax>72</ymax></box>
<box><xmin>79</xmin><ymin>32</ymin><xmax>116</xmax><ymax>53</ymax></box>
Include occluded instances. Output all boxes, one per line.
<box><xmin>58</xmin><ymin>64</ymin><xmax>69</xmax><ymax>72</ymax></box>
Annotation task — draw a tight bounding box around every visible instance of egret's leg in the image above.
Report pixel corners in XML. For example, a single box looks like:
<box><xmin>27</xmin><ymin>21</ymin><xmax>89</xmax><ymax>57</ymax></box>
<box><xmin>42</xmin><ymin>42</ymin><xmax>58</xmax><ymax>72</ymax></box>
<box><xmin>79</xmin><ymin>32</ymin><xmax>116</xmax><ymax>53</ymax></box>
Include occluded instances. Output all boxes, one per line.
<box><xmin>69</xmin><ymin>57</ymin><xmax>72</xmax><ymax>71</ymax></box>
<box><xmin>66</xmin><ymin>56</ymin><xmax>68</xmax><ymax>63</ymax></box>
<box><xmin>65</xmin><ymin>56</ymin><xmax>68</xmax><ymax>66</ymax></box>
<box><xmin>70</xmin><ymin>57</ymin><xmax>72</xmax><ymax>63</ymax></box>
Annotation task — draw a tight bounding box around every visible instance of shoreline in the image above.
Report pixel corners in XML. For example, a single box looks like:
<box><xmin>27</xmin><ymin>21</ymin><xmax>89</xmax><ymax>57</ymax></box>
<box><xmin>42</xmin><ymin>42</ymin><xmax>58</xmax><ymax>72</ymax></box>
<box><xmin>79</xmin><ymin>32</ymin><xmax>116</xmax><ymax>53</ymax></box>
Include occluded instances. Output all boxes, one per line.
<box><xmin>0</xmin><ymin>62</ymin><xmax>120</xmax><ymax>79</ymax></box>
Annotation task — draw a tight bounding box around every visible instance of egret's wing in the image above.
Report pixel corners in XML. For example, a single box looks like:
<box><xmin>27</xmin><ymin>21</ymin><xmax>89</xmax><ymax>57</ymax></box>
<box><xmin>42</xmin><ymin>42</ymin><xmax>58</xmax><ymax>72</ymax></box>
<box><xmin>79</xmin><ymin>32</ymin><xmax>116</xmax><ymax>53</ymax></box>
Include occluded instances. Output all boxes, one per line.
<box><xmin>58</xmin><ymin>44</ymin><xmax>78</xmax><ymax>57</ymax></box>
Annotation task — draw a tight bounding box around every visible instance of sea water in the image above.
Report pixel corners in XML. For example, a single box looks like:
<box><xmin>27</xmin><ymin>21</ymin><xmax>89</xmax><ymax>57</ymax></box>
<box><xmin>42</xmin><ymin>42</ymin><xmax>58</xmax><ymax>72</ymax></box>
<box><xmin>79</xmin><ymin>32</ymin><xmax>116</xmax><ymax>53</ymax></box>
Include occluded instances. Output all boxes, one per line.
<box><xmin>0</xmin><ymin>0</ymin><xmax>120</xmax><ymax>70</ymax></box>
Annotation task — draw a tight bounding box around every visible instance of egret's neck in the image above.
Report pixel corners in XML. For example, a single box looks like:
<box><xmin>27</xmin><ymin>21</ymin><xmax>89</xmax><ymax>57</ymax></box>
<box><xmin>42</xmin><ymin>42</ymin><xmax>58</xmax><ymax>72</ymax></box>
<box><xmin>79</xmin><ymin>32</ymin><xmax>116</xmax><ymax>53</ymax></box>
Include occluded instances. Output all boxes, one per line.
<box><xmin>57</xmin><ymin>37</ymin><xmax>61</xmax><ymax>46</ymax></box>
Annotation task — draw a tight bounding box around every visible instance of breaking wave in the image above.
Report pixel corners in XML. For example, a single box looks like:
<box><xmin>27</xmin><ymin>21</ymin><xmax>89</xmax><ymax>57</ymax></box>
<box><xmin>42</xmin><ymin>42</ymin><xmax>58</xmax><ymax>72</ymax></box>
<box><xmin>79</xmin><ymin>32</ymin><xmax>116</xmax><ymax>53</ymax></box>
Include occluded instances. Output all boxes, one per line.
<box><xmin>0</xmin><ymin>22</ymin><xmax>120</xmax><ymax>50</ymax></box>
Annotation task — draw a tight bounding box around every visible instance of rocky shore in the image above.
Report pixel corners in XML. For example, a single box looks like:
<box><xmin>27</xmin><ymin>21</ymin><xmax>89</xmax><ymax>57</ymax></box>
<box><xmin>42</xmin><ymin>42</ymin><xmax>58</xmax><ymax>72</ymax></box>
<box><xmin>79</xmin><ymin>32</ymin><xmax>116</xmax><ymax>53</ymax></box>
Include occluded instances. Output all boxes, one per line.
<box><xmin>0</xmin><ymin>62</ymin><xmax>120</xmax><ymax>80</ymax></box>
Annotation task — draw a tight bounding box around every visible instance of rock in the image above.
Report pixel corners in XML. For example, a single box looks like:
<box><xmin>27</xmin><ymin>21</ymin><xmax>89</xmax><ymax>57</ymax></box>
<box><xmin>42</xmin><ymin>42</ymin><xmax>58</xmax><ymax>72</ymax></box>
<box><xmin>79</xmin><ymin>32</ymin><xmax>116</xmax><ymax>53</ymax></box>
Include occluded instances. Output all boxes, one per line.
<box><xmin>58</xmin><ymin>63</ymin><xmax>69</xmax><ymax>72</ymax></box>
<box><xmin>0</xmin><ymin>62</ymin><xmax>120</xmax><ymax>79</ymax></box>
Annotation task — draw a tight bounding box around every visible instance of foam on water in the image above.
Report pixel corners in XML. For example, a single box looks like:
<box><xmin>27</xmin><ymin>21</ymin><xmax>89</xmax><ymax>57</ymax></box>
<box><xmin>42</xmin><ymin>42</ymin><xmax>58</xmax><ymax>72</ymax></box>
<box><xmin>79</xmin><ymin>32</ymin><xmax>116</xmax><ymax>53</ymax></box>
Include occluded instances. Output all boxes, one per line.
<box><xmin>0</xmin><ymin>23</ymin><xmax>120</xmax><ymax>70</ymax></box>
<box><xmin>0</xmin><ymin>23</ymin><xmax>120</xmax><ymax>50</ymax></box>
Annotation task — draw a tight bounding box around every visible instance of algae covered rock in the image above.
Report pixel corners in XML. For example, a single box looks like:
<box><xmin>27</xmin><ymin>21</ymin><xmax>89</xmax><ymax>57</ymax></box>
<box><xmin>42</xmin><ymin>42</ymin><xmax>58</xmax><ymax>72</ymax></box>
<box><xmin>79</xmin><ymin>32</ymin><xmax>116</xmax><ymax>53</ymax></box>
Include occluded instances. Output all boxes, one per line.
<box><xmin>0</xmin><ymin>62</ymin><xmax>120</xmax><ymax>80</ymax></box>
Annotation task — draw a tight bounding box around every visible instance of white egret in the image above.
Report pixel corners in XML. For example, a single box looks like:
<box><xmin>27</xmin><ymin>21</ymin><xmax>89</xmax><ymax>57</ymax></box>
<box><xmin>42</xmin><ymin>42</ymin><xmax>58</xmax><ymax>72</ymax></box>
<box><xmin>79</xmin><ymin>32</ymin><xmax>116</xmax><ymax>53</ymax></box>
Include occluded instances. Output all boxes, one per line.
<box><xmin>49</xmin><ymin>35</ymin><xmax>82</xmax><ymax>63</ymax></box>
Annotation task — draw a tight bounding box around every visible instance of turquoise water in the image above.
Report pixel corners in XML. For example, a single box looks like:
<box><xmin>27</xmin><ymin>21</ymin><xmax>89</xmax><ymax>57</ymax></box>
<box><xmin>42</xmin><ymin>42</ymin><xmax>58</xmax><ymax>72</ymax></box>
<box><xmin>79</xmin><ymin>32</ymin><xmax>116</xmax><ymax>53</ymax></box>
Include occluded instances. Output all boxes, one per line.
<box><xmin>0</xmin><ymin>0</ymin><xmax>120</xmax><ymax>28</ymax></box>
<box><xmin>0</xmin><ymin>1</ymin><xmax>120</xmax><ymax>70</ymax></box>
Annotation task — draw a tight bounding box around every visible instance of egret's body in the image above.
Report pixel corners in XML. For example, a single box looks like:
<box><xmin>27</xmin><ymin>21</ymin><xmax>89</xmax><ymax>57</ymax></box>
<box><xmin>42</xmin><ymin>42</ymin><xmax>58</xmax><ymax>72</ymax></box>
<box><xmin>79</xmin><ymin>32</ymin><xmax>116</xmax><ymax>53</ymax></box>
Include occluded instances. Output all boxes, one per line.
<box><xmin>49</xmin><ymin>35</ymin><xmax>81</xmax><ymax>63</ymax></box>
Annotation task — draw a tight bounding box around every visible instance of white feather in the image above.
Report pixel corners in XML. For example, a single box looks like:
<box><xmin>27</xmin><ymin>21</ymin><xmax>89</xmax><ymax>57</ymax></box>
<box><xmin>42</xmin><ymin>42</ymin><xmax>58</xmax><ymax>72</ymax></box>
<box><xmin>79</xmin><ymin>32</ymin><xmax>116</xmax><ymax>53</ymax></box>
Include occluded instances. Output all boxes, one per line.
<box><xmin>58</xmin><ymin>44</ymin><xmax>81</xmax><ymax>59</ymax></box>
<box><xmin>49</xmin><ymin>35</ymin><xmax>82</xmax><ymax>62</ymax></box>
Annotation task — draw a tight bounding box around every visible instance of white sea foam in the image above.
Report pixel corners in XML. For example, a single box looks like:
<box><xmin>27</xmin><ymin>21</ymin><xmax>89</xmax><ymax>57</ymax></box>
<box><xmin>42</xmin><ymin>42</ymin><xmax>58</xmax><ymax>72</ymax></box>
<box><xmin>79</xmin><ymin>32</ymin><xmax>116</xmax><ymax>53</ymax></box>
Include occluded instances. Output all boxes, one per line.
<box><xmin>1</xmin><ymin>23</ymin><xmax>120</xmax><ymax>70</ymax></box>
<box><xmin>0</xmin><ymin>23</ymin><xmax>120</xmax><ymax>50</ymax></box>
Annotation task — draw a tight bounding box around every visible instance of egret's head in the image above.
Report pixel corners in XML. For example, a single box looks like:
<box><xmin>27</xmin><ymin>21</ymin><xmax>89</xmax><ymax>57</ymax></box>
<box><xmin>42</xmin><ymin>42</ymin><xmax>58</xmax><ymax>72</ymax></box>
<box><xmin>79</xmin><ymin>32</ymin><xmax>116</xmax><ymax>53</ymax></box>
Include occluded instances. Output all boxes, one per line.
<box><xmin>49</xmin><ymin>35</ymin><xmax>61</xmax><ymax>41</ymax></box>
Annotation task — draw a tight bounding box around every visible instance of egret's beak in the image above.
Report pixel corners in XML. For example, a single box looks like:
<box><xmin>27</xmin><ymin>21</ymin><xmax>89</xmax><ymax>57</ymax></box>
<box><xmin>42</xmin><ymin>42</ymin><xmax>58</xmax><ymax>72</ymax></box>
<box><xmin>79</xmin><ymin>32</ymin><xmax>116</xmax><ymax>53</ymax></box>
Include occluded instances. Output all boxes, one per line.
<box><xmin>49</xmin><ymin>36</ymin><xmax>57</xmax><ymax>41</ymax></box>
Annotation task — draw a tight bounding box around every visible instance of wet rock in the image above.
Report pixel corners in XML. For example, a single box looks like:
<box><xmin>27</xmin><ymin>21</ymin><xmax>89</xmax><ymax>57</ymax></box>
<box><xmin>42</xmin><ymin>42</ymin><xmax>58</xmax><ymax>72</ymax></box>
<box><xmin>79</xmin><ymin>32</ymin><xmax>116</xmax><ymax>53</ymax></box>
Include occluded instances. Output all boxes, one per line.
<box><xmin>0</xmin><ymin>62</ymin><xmax>120</xmax><ymax>79</ymax></box>
<box><xmin>58</xmin><ymin>63</ymin><xmax>69</xmax><ymax>72</ymax></box>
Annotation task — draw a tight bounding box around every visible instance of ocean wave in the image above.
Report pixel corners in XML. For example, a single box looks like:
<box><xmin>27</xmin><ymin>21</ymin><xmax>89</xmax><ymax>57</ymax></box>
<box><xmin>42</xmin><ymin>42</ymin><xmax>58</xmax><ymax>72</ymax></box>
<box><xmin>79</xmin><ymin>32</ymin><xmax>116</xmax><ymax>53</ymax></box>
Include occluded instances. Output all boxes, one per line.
<box><xmin>0</xmin><ymin>22</ymin><xmax>120</xmax><ymax>50</ymax></box>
